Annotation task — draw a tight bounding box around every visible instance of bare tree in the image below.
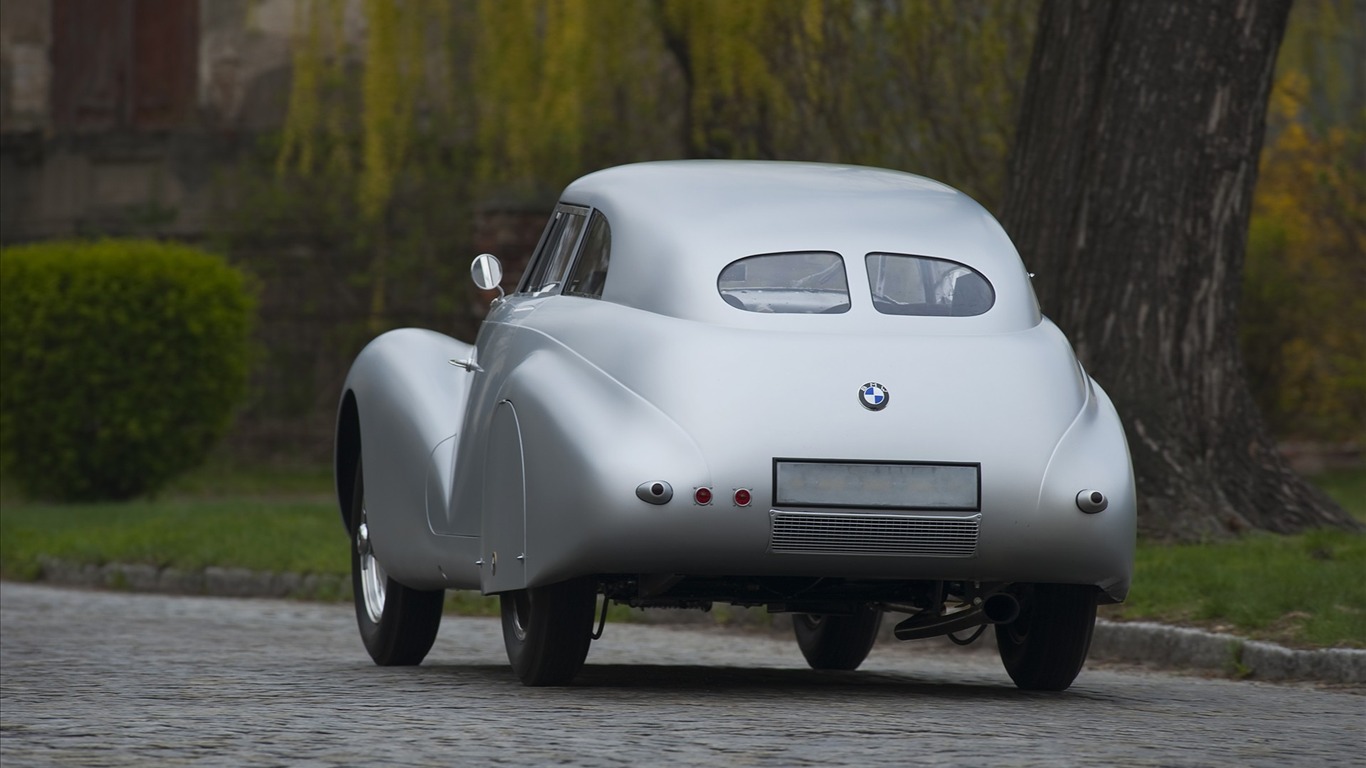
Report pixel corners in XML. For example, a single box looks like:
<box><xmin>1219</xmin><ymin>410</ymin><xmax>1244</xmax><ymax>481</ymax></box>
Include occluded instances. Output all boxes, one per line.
<box><xmin>1001</xmin><ymin>0</ymin><xmax>1358</xmax><ymax>540</ymax></box>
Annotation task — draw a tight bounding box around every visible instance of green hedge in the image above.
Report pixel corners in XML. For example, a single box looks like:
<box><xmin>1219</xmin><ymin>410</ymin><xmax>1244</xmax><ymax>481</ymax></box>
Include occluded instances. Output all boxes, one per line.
<box><xmin>0</xmin><ymin>240</ymin><xmax>254</xmax><ymax>500</ymax></box>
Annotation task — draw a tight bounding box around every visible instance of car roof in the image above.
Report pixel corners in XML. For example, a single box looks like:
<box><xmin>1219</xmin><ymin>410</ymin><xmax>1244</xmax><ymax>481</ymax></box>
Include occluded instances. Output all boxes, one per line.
<box><xmin>558</xmin><ymin>160</ymin><xmax>1041</xmax><ymax>333</ymax></box>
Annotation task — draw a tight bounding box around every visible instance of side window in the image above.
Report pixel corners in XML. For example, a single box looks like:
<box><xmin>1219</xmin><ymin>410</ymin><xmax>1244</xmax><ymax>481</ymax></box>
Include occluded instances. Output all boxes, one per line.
<box><xmin>564</xmin><ymin>212</ymin><xmax>611</xmax><ymax>298</ymax></box>
<box><xmin>865</xmin><ymin>253</ymin><xmax>994</xmax><ymax>316</ymax></box>
<box><xmin>519</xmin><ymin>212</ymin><xmax>567</xmax><ymax>293</ymax></box>
<box><xmin>520</xmin><ymin>206</ymin><xmax>589</xmax><ymax>294</ymax></box>
<box><xmin>717</xmin><ymin>252</ymin><xmax>849</xmax><ymax>314</ymax></box>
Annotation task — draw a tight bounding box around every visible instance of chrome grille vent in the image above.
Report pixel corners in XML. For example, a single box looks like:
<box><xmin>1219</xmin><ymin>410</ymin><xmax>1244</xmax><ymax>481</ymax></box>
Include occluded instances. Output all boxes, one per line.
<box><xmin>769</xmin><ymin>511</ymin><xmax>980</xmax><ymax>558</ymax></box>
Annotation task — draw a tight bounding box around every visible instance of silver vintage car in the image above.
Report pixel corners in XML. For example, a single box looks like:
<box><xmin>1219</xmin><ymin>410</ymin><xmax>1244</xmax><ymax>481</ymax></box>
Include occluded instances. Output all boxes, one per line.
<box><xmin>335</xmin><ymin>160</ymin><xmax>1136</xmax><ymax>690</ymax></box>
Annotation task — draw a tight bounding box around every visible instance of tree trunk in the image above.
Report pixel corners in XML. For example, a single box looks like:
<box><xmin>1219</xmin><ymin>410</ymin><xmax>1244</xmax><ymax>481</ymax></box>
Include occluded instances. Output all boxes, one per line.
<box><xmin>1000</xmin><ymin>0</ymin><xmax>1358</xmax><ymax>540</ymax></box>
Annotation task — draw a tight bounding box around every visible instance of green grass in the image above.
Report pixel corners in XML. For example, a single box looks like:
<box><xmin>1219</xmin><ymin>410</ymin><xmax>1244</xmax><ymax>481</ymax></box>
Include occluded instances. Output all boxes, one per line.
<box><xmin>2</xmin><ymin>459</ymin><xmax>1363</xmax><ymax>647</ymax></box>
<box><xmin>0</xmin><ymin>499</ymin><xmax>344</xmax><ymax>580</ymax></box>
<box><xmin>0</xmin><ymin>452</ymin><xmax>336</xmax><ymax>505</ymax></box>
<box><xmin>0</xmin><ymin>456</ymin><xmax>505</xmax><ymax>613</ymax></box>
<box><xmin>157</xmin><ymin>459</ymin><xmax>336</xmax><ymax>500</ymax></box>
<box><xmin>1100</xmin><ymin>467</ymin><xmax>1366</xmax><ymax>648</ymax></box>
<box><xmin>0</xmin><ymin>454</ymin><xmax>342</xmax><ymax>581</ymax></box>
<box><xmin>1102</xmin><ymin>528</ymin><xmax>1365</xmax><ymax>648</ymax></box>
<box><xmin>1310</xmin><ymin>467</ymin><xmax>1366</xmax><ymax>521</ymax></box>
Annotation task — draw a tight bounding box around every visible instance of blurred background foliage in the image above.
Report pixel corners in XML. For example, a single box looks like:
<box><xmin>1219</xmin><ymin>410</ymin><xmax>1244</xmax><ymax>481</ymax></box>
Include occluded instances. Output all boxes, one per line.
<box><xmin>1243</xmin><ymin>0</ymin><xmax>1365</xmax><ymax>443</ymax></box>
<box><xmin>263</xmin><ymin>0</ymin><xmax>1036</xmax><ymax>210</ymax></box>
<box><xmin>219</xmin><ymin>0</ymin><xmax>1361</xmax><ymax>461</ymax></box>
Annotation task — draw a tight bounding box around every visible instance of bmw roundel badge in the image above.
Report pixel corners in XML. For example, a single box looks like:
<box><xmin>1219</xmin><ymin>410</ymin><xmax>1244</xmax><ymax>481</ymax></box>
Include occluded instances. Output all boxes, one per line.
<box><xmin>859</xmin><ymin>382</ymin><xmax>889</xmax><ymax>411</ymax></box>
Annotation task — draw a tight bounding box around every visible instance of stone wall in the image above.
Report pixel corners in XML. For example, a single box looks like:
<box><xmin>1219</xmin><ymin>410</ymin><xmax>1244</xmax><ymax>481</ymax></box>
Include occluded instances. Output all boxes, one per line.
<box><xmin>0</xmin><ymin>0</ymin><xmax>307</xmax><ymax>243</ymax></box>
<box><xmin>0</xmin><ymin>0</ymin><xmax>50</xmax><ymax>134</ymax></box>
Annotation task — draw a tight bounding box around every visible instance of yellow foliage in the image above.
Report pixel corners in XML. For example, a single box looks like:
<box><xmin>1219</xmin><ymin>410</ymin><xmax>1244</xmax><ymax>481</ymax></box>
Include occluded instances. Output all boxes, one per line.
<box><xmin>671</xmin><ymin>0</ymin><xmax>794</xmax><ymax>155</ymax></box>
<box><xmin>1245</xmin><ymin>65</ymin><xmax>1366</xmax><ymax>440</ymax></box>
<box><xmin>472</xmin><ymin>0</ymin><xmax>636</xmax><ymax>191</ymax></box>
<box><xmin>277</xmin><ymin>0</ymin><xmax>349</xmax><ymax>177</ymax></box>
<box><xmin>279</xmin><ymin>0</ymin><xmax>455</xmax><ymax>217</ymax></box>
<box><xmin>358</xmin><ymin>0</ymin><xmax>426</xmax><ymax>222</ymax></box>
<box><xmin>280</xmin><ymin>0</ymin><xmax>1032</xmax><ymax>205</ymax></box>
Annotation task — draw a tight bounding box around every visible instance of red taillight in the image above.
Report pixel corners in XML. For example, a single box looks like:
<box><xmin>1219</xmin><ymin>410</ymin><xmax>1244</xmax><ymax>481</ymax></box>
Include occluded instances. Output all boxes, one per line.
<box><xmin>694</xmin><ymin>487</ymin><xmax>713</xmax><ymax>505</ymax></box>
<box><xmin>734</xmin><ymin>488</ymin><xmax>752</xmax><ymax>507</ymax></box>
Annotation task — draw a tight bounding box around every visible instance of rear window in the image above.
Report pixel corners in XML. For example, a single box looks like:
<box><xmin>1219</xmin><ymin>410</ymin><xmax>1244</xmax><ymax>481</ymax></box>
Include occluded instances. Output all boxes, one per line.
<box><xmin>865</xmin><ymin>253</ymin><xmax>994</xmax><ymax>316</ymax></box>
<box><xmin>718</xmin><ymin>252</ymin><xmax>850</xmax><ymax>314</ymax></box>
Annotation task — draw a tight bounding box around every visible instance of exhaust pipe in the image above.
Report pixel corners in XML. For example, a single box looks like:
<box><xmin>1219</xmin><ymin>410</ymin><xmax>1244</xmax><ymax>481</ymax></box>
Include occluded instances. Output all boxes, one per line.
<box><xmin>983</xmin><ymin>593</ymin><xmax>1020</xmax><ymax>624</ymax></box>
<box><xmin>893</xmin><ymin>593</ymin><xmax>1020</xmax><ymax>641</ymax></box>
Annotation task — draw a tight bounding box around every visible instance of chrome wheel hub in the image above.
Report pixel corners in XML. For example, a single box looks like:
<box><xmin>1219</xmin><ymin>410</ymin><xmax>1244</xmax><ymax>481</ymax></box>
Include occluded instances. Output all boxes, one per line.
<box><xmin>357</xmin><ymin>510</ymin><xmax>386</xmax><ymax>624</ymax></box>
<box><xmin>510</xmin><ymin>592</ymin><xmax>530</xmax><ymax>642</ymax></box>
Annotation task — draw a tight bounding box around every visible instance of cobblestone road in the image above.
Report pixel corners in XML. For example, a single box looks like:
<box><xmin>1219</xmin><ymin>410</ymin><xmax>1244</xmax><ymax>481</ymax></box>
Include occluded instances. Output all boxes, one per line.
<box><xmin>2</xmin><ymin>582</ymin><xmax>1361</xmax><ymax>767</ymax></box>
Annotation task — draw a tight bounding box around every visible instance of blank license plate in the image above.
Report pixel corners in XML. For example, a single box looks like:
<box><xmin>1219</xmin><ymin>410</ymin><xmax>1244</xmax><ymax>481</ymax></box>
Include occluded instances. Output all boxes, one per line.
<box><xmin>774</xmin><ymin>460</ymin><xmax>980</xmax><ymax>511</ymax></box>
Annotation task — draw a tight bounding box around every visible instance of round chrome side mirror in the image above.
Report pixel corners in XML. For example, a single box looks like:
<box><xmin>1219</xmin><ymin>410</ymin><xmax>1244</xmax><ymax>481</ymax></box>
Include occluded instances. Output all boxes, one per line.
<box><xmin>470</xmin><ymin>253</ymin><xmax>504</xmax><ymax>291</ymax></box>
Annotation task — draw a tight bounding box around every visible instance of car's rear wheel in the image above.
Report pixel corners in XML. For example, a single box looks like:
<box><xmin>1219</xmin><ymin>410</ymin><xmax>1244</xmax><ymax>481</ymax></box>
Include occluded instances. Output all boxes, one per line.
<box><xmin>994</xmin><ymin>583</ymin><xmax>1097</xmax><ymax>691</ymax></box>
<box><xmin>350</xmin><ymin>459</ymin><xmax>444</xmax><ymax>666</ymax></box>
<box><xmin>793</xmin><ymin>606</ymin><xmax>883</xmax><ymax>671</ymax></box>
<box><xmin>500</xmin><ymin>578</ymin><xmax>597</xmax><ymax>686</ymax></box>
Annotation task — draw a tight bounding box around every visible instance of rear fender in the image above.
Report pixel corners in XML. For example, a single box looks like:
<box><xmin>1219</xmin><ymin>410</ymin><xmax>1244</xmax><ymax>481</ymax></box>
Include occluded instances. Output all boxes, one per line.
<box><xmin>335</xmin><ymin>328</ymin><xmax>475</xmax><ymax>587</ymax></box>
<box><xmin>1035</xmin><ymin>379</ymin><xmax>1137</xmax><ymax>602</ymax></box>
<box><xmin>483</xmin><ymin>346</ymin><xmax>709</xmax><ymax>591</ymax></box>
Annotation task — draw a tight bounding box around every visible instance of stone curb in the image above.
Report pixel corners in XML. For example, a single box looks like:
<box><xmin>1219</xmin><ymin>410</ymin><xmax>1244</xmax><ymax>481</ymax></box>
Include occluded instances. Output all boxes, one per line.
<box><xmin>33</xmin><ymin>557</ymin><xmax>350</xmax><ymax>602</ymax></box>
<box><xmin>24</xmin><ymin>557</ymin><xmax>1366</xmax><ymax>687</ymax></box>
<box><xmin>1088</xmin><ymin>620</ymin><xmax>1365</xmax><ymax>685</ymax></box>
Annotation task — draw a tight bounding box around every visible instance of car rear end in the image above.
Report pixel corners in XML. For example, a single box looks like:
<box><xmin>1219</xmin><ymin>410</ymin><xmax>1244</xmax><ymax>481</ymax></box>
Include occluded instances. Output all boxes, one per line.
<box><xmin>521</xmin><ymin>301</ymin><xmax>1134</xmax><ymax>604</ymax></box>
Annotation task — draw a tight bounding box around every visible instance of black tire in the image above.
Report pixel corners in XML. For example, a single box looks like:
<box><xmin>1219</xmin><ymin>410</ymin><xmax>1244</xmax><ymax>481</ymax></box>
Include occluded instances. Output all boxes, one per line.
<box><xmin>793</xmin><ymin>606</ymin><xmax>883</xmax><ymax>671</ymax></box>
<box><xmin>500</xmin><ymin>577</ymin><xmax>597</xmax><ymax>686</ymax></box>
<box><xmin>994</xmin><ymin>583</ymin><xmax>1097</xmax><ymax>691</ymax></box>
<box><xmin>350</xmin><ymin>459</ymin><xmax>444</xmax><ymax>666</ymax></box>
